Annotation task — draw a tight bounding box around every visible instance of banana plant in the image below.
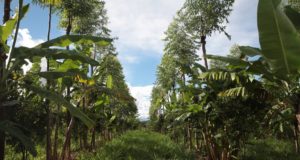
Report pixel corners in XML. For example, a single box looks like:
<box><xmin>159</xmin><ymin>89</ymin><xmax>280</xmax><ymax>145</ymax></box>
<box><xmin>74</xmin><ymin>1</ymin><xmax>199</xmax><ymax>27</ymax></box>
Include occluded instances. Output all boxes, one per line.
<box><xmin>0</xmin><ymin>1</ymin><xmax>112</xmax><ymax>157</ymax></box>
<box><xmin>204</xmin><ymin>0</ymin><xmax>300</xmax><ymax>153</ymax></box>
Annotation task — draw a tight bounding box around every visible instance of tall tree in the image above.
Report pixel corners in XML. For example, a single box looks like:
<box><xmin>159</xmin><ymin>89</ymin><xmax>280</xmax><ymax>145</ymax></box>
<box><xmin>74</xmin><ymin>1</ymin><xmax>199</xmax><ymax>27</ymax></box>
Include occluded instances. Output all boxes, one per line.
<box><xmin>180</xmin><ymin>0</ymin><xmax>234</xmax><ymax>69</ymax></box>
<box><xmin>31</xmin><ymin>1</ymin><xmax>62</xmax><ymax>159</ymax></box>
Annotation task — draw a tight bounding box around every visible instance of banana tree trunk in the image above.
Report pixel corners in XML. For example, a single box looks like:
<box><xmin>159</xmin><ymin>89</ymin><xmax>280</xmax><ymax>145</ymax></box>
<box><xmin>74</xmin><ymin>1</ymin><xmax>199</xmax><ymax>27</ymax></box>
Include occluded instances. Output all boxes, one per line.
<box><xmin>90</xmin><ymin>128</ymin><xmax>96</xmax><ymax>151</ymax></box>
<box><xmin>294</xmin><ymin>122</ymin><xmax>299</xmax><ymax>153</ymax></box>
<box><xmin>60</xmin><ymin>84</ymin><xmax>73</xmax><ymax>159</ymax></box>
<box><xmin>187</xmin><ymin>121</ymin><xmax>193</xmax><ymax>150</ymax></box>
<box><xmin>61</xmin><ymin>117</ymin><xmax>75</xmax><ymax>160</ymax></box>
<box><xmin>0</xmin><ymin>105</ymin><xmax>5</xmax><ymax>160</ymax></box>
<box><xmin>82</xmin><ymin>97</ymin><xmax>89</xmax><ymax>149</ymax></box>
<box><xmin>295</xmin><ymin>102</ymin><xmax>300</xmax><ymax>153</ymax></box>
<box><xmin>46</xmin><ymin>105</ymin><xmax>52</xmax><ymax>160</ymax></box>
<box><xmin>52</xmin><ymin>105</ymin><xmax>60</xmax><ymax>160</ymax></box>
<box><xmin>0</xmin><ymin>1</ymin><xmax>11</xmax><ymax>159</ymax></box>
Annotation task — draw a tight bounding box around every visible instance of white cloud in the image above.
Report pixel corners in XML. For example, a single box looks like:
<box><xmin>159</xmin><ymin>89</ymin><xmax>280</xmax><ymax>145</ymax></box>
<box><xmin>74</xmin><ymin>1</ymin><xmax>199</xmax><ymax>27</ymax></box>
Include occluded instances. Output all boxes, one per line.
<box><xmin>105</xmin><ymin>0</ymin><xmax>185</xmax><ymax>54</ymax></box>
<box><xmin>128</xmin><ymin>84</ymin><xmax>153</xmax><ymax>120</ymax></box>
<box><xmin>106</xmin><ymin>0</ymin><xmax>260</xmax><ymax>119</ymax></box>
<box><xmin>17</xmin><ymin>28</ymin><xmax>44</xmax><ymax>48</ymax></box>
<box><xmin>15</xmin><ymin>28</ymin><xmax>45</xmax><ymax>73</ymax></box>
<box><xmin>206</xmin><ymin>0</ymin><xmax>259</xmax><ymax>56</ymax></box>
<box><xmin>105</xmin><ymin>0</ymin><xmax>259</xmax><ymax>58</ymax></box>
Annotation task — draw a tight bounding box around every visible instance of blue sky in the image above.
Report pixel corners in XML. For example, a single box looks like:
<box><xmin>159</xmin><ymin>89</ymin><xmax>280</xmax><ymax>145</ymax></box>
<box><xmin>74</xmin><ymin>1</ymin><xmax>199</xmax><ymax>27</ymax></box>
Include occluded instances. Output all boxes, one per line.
<box><xmin>1</xmin><ymin>0</ymin><xmax>260</xmax><ymax>120</ymax></box>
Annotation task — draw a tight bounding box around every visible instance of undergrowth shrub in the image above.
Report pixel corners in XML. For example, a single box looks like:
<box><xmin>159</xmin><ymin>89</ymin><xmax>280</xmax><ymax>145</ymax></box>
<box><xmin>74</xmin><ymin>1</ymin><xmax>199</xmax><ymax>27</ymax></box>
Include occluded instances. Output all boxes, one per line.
<box><xmin>239</xmin><ymin>138</ymin><xmax>300</xmax><ymax>160</ymax></box>
<box><xmin>80</xmin><ymin>130</ymin><xmax>194</xmax><ymax>160</ymax></box>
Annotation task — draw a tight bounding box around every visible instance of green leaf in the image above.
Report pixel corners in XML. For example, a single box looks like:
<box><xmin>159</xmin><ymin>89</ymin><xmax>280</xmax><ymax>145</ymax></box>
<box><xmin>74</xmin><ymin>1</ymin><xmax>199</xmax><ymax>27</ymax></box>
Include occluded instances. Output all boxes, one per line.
<box><xmin>238</xmin><ymin>46</ymin><xmax>262</xmax><ymax>57</ymax></box>
<box><xmin>57</xmin><ymin>59</ymin><xmax>80</xmax><ymax>71</ymax></box>
<box><xmin>200</xmin><ymin>71</ymin><xmax>238</xmax><ymax>82</ymax></box>
<box><xmin>106</xmin><ymin>75</ymin><xmax>113</xmax><ymax>89</ymax></box>
<box><xmin>35</xmin><ymin>35</ymin><xmax>112</xmax><ymax>48</ymax></box>
<box><xmin>109</xmin><ymin>115</ymin><xmax>116</xmax><ymax>124</ymax></box>
<box><xmin>0</xmin><ymin>4</ymin><xmax>29</xmax><ymax>43</ymax></box>
<box><xmin>206</xmin><ymin>54</ymin><xmax>248</xmax><ymax>67</ymax></box>
<box><xmin>1</xmin><ymin>100</ymin><xmax>19</xmax><ymax>107</ymax></box>
<box><xmin>12</xmin><ymin>47</ymin><xmax>99</xmax><ymax>66</ymax></box>
<box><xmin>38</xmin><ymin>69</ymin><xmax>88</xmax><ymax>80</ymax></box>
<box><xmin>175</xmin><ymin>113</ymin><xmax>191</xmax><ymax>122</ymax></box>
<box><xmin>24</xmin><ymin>85</ymin><xmax>95</xmax><ymax>128</ymax></box>
<box><xmin>258</xmin><ymin>0</ymin><xmax>300</xmax><ymax>75</ymax></box>
<box><xmin>218</xmin><ymin>87</ymin><xmax>247</xmax><ymax>98</ymax></box>
<box><xmin>95</xmin><ymin>99</ymin><xmax>104</xmax><ymax>107</ymax></box>
<box><xmin>0</xmin><ymin>120</ymin><xmax>37</xmax><ymax>156</ymax></box>
<box><xmin>285</xmin><ymin>6</ymin><xmax>300</xmax><ymax>32</ymax></box>
<box><xmin>194</xmin><ymin>63</ymin><xmax>207</xmax><ymax>72</ymax></box>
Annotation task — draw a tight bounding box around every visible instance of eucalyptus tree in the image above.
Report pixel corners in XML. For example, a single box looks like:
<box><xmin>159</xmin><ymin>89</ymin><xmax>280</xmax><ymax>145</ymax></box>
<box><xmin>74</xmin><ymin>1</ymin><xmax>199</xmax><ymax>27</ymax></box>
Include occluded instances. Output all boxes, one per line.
<box><xmin>150</xmin><ymin>12</ymin><xmax>203</xmax><ymax>151</ymax></box>
<box><xmin>180</xmin><ymin>0</ymin><xmax>234</xmax><ymax>69</ymax></box>
<box><xmin>59</xmin><ymin>0</ymin><xmax>99</xmax><ymax>36</ymax></box>
<box><xmin>96</xmin><ymin>54</ymin><xmax>137</xmax><ymax>138</ymax></box>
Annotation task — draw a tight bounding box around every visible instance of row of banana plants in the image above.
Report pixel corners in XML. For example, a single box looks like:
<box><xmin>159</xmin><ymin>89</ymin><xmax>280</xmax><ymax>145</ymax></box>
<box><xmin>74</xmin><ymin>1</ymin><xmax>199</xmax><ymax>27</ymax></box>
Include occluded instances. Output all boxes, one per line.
<box><xmin>0</xmin><ymin>0</ymin><xmax>138</xmax><ymax>160</ymax></box>
<box><xmin>150</xmin><ymin>0</ymin><xmax>300</xmax><ymax>159</ymax></box>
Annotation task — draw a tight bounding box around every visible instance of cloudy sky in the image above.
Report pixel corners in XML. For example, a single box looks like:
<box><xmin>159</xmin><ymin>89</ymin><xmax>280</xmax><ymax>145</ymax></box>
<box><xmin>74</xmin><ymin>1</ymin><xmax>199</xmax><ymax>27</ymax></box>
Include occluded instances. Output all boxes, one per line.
<box><xmin>3</xmin><ymin>0</ymin><xmax>259</xmax><ymax>120</ymax></box>
<box><xmin>104</xmin><ymin>0</ymin><xmax>260</xmax><ymax>120</ymax></box>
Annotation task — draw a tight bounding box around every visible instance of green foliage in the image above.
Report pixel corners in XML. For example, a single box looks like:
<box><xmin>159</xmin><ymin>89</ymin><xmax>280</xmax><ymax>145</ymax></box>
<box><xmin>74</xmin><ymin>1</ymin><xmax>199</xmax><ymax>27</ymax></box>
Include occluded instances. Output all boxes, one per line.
<box><xmin>35</xmin><ymin>35</ymin><xmax>112</xmax><ymax>48</ymax></box>
<box><xmin>258</xmin><ymin>0</ymin><xmax>300</xmax><ymax>75</ymax></box>
<box><xmin>285</xmin><ymin>5</ymin><xmax>300</xmax><ymax>32</ymax></box>
<box><xmin>91</xmin><ymin>130</ymin><xmax>194</xmax><ymax>160</ymax></box>
<box><xmin>12</xmin><ymin>47</ymin><xmax>99</xmax><ymax>66</ymax></box>
<box><xmin>206</xmin><ymin>54</ymin><xmax>248</xmax><ymax>67</ymax></box>
<box><xmin>0</xmin><ymin>4</ymin><xmax>29</xmax><ymax>44</ymax></box>
<box><xmin>239</xmin><ymin>138</ymin><xmax>299</xmax><ymax>160</ymax></box>
<box><xmin>0</xmin><ymin>121</ymin><xmax>37</xmax><ymax>156</ymax></box>
<box><xmin>0</xmin><ymin>0</ymin><xmax>137</xmax><ymax>159</ymax></box>
<box><xmin>181</xmin><ymin>0</ymin><xmax>235</xmax><ymax>38</ymax></box>
<box><xmin>38</xmin><ymin>69</ymin><xmax>88</xmax><ymax>80</ymax></box>
<box><xmin>24</xmin><ymin>85</ymin><xmax>95</xmax><ymax>128</ymax></box>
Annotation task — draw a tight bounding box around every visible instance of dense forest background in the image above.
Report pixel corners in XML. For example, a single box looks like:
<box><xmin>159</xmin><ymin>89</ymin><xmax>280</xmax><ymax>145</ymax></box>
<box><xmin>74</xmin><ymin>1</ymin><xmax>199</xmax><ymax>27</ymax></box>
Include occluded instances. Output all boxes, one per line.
<box><xmin>0</xmin><ymin>0</ymin><xmax>300</xmax><ymax>160</ymax></box>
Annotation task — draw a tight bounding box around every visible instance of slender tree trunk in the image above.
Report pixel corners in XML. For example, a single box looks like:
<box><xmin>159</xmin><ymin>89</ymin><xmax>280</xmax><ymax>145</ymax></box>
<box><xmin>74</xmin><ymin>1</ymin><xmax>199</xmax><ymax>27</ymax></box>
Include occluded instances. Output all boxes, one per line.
<box><xmin>82</xmin><ymin>97</ymin><xmax>88</xmax><ymax>149</ymax></box>
<box><xmin>90</xmin><ymin>128</ymin><xmax>96</xmax><ymax>151</ymax></box>
<box><xmin>45</xmin><ymin>3</ymin><xmax>53</xmax><ymax>159</ymax></box>
<box><xmin>294</xmin><ymin>122</ymin><xmax>299</xmax><ymax>153</ymax></box>
<box><xmin>3</xmin><ymin>0</ymin><xmax>11</xmax><ymax>23</ymax></box>
<box><xmin>0</xmin><ymin>1</ymin><xmax>11</xmax><ymax>159</ymax></box>
<box><xmin>195</xmin><ymin>129</ymin><xmax>201</xmax><ymax>154</ymax></box>
<box><xmin>52</xmin><ymin>119</ymin><xmax>59</xmax><ymax>160</ymax></box>
<box><xmin>61</xmin><ymin>117</ymin><xmax>75</xmax><ymax>160</ymax></box>
<box><xmin>80</xmin><ymin>133</ymin><xmax>83</xmax><ymax>149</ymax></box>
<box><xmin>203</xmin><ymin>124</ymin><xmax>218</xmax><ymax>160</ymax></box>
<box><xmin>295</xmin><ymin>102</ymin><xmax>300</xmax><ymax>153</ymax></box>
<box><xmin>60</xmin><ymin>13</ymin><xmax>73</xmax><ymax>160</ymax></box>
<box><xmin>188</xmin><ymin>121</ymin><xmax>193</xmax><ymax>150</ymax></box>
<box><xmin>0</xmin><ymin>106</ymin><xmax>5</xmax><ymax>160</ymax></box>
<box><xmin>52</xmin><ymin>105</ymin><xmax>60</xmax><ymax>160</ymax></box>
<box><xmin>46</xmin><ymin>105</ymin><xmax>52</xmax><ymax>160</ymax></box>
<box><xmin>201</xmin><ymin>35</ymin><xmax>208</xmax><ymax>69</ymax></box>
<box><xmin>47</xmin><ymin>4</ymin><xmax>52</xmax><ymax>41</ymax></box>
<box><xmin>21</xmin><ymin>147</ymin><xmax>25</xmax><ymax>160</ymax></box>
